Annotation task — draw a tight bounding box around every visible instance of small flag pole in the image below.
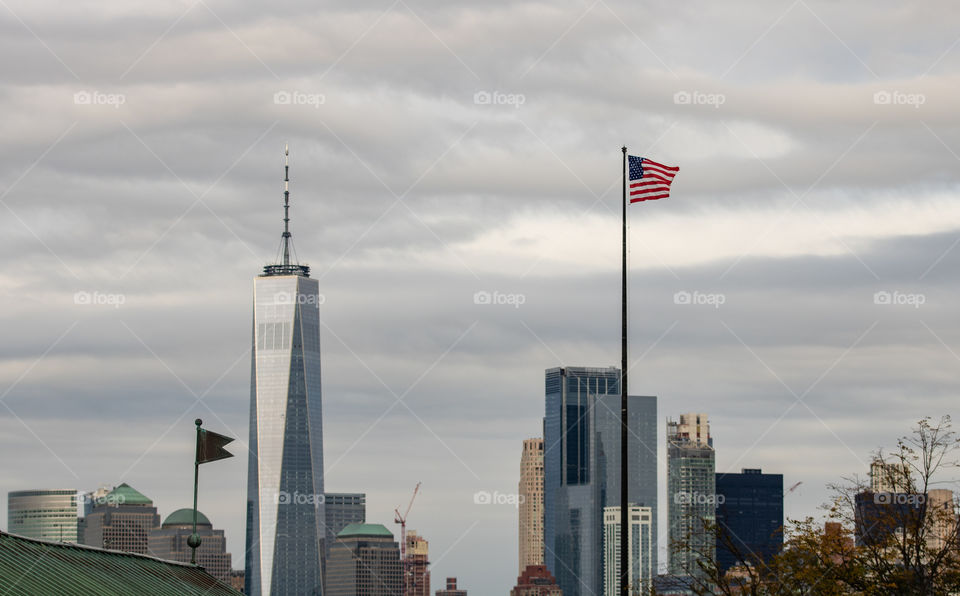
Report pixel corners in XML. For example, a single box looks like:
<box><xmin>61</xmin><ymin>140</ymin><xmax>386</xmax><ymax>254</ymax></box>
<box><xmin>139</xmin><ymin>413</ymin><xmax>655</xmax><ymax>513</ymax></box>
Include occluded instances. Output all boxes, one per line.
<box><xmin>620</xmin><ymin>146</ymin><xmax>629</xmax><ymax>596</ymax></box>
<box><xmin>189</xmin><ymin>418</ymin><xmax>203</xmax><ymax>565</ymax></box>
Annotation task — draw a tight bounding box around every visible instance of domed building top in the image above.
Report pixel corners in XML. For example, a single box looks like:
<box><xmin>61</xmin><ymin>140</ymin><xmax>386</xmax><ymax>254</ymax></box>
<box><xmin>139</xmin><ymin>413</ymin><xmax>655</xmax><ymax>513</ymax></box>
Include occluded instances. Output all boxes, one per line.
<box><xmin>107</xmin><ymin>483</ymin><xmax>153</xmax><ymax>506</ymax></box>
<box><xmin>162</xmin><ymin>508</ymin><xmax>211</xmax><ymax>528</ymax></box>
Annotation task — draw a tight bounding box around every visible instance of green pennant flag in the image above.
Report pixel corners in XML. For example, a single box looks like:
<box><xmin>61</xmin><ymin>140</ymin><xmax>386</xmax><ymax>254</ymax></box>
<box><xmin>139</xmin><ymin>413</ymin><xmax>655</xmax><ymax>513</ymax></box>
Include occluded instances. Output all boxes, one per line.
<box><xmin>197</xmin><ymin>427</ymin><xmax>234</xmax><ymax>465</ymax></box>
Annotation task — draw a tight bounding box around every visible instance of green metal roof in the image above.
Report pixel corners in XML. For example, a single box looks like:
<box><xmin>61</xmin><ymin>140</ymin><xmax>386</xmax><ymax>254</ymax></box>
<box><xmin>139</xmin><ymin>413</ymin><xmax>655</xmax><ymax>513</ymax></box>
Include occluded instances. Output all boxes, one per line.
<box><xmin>107</xmin><ymin>483</ymin><xmax>153</xmax><ymax>506</ymax></box>
<box><xmin>0</xmin><ymin>531</ymin><xmax>241</xmax><ymax>596</ymax></box>
<box><xmin>337</xmin><ymin>523</ymin><xmax>394</xmax><ymax>538</ymax></box>
<box><xmin>162</xmin><ymin>508</ymin><xmax>211</xmax><ymax>527</ymax></box>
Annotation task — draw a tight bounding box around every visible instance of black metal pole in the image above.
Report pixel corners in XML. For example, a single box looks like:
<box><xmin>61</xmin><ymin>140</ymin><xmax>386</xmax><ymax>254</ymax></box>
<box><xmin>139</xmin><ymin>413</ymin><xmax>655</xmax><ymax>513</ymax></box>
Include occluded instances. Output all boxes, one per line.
<box><xmin>190</xmin><ymin>419</ymin><xmax>203</xmax><ymax>565</ymax></box>
<box><xmin>620</xmin><ymin>146</ymin><xmax>629</xmax><ymax>596</ymax></box>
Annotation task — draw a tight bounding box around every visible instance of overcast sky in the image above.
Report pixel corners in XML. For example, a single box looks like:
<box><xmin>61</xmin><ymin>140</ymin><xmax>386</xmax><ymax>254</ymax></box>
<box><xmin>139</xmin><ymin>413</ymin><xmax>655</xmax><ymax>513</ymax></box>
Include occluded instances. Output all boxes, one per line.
<box><xmin>2</xmin><ymin>0</ymin><xmax>960</xmax><ymax>592</ymax></box>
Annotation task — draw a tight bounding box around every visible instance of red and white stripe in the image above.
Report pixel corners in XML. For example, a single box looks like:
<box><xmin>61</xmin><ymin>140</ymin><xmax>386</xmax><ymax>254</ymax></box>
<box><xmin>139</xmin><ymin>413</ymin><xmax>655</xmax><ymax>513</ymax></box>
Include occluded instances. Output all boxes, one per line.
<box><xmin>630</xmin><ymin>159</ymin><xmax>679</xmax><ymax>203</ymax></box>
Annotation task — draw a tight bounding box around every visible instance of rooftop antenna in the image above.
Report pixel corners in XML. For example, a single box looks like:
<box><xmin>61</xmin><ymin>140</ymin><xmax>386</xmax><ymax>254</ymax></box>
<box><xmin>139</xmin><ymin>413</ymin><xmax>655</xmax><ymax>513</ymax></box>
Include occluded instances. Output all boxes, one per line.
<box><xmin>262</xmin><ymin>144</ymin><xmax>310</xmax><ymax>277</ymax></box>
<box><xmin>282</xmin><ymin>144</ymin><xmax>291</xmax><ymax>266</ymax></box>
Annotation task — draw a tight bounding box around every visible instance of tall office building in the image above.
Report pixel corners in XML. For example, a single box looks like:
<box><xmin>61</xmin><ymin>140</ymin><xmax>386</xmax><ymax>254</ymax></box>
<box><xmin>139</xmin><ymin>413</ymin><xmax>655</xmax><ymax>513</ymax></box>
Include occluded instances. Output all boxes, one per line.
<box><xmin>323</xmin><ymin>492</ymin><xmax>366</xmax><ymax>576</ymax></box>
<box><xmin>405</xmin><ymin>530</ymin><xmax>430</xmax><ymax>596</ymax></box>
<box><xmin>519</xmin><ymin>438</ymin><xmax>544</xmax><ymax>574</ymax></box>
<box><xmin>602</xmin><ymin>505</ymin><xmax>653</xmax><ymax>596</ymax></box>
<box><xmin>80</xmin><ymin>484</ymin><xmax>160</xmax><ymax>553</ymax></box>
<box><xmin>714</xmin><ymin>468</ymin><xmax>783</xmax><ymax>573</ymax></box>
<box><xmin>870</xmin><ymin>458</ymin><xmax>910</xmax><ymax>493</ymax></box>
<box><xmin>7</xmin><ymin>489</ymin><xmax>82</xmax><ymax>543</ymax></box>
<box><xmin>148</xmin><ymin>508</ymin><xmax>232</xmax><ymax>582</ymax></box>
<box><xmin>246</xmin><ymin>148</ymin><xmax>326</xmax><ymax>596</ymax></box>
<box><xmin>667</xmin><ymin>413</ymin><xmax>715</xmax><ymax>576</ymax></box>
<box><xmin>543</xmin><ymin>366</ymin><xmax>657</xmax><ymax>596</ymax></box>
<box><xmin>326</xmin><ymin>523</ymin><xmax>402</xmax><ymax>595</ymax></box>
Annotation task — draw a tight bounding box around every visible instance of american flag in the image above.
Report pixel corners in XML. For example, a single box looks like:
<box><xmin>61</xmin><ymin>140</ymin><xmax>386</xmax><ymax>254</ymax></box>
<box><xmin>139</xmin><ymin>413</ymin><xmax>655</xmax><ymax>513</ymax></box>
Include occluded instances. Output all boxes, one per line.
<box><xmin>628</xmin><ymin>156</ymin><xmax>679</xmax><ymax>202</ymax></box>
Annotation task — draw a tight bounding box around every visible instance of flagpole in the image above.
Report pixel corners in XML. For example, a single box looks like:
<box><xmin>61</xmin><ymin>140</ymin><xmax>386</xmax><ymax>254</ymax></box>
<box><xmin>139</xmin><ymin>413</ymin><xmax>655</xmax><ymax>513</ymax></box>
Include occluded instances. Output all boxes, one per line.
<box><xmin>190</xmin><ymin>419</ymin><xmax>203</xmax><ymax>565</ymax></box>
<box><xmin>620</xmin><ymin>146</ymin><xmax>629</xmax><ymax>596</ymax></box>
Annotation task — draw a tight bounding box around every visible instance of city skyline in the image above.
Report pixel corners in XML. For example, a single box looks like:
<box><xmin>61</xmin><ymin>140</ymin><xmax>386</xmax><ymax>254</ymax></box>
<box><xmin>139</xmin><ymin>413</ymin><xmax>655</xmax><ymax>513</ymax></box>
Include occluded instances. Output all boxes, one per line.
<box><xmin>2</xmin><ymin>1</ymin><xmax>960</xmax><ymax>594</ymax></box>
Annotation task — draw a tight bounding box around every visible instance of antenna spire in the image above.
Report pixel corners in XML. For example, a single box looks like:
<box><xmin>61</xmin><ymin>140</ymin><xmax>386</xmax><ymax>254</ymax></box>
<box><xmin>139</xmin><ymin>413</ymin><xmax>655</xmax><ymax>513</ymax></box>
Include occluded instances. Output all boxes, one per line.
<box><xmin>282</xmin><ymin>144</ymin><xmax>291</xmax><ymax>266</ymax></box>
<box><xmin>261</xmin><ymin>144</ymin><xmax>310</xmax><ymax>277</ymax></box>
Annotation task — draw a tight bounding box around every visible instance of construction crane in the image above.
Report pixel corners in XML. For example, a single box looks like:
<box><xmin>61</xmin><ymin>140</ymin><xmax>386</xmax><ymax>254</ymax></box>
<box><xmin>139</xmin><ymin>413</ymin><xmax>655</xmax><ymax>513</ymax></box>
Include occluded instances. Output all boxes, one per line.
<box><xmin>394</xmin><ymin>482</ymin><xmax>421</xmax><ymax>565</ymax></box>
<box><xmin>788</xmin><ymin>481</ymin><xmax>803</xmax><ymax>493</ymax></box>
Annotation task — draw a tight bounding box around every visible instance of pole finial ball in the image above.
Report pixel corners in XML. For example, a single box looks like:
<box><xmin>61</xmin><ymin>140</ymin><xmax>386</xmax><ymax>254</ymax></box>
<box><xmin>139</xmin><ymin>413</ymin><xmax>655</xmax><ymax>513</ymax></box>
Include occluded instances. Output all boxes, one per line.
<box><xmin>195</xmin><ymin>418</ymin><xmax>202</xmax><ymax>426</ymax></box>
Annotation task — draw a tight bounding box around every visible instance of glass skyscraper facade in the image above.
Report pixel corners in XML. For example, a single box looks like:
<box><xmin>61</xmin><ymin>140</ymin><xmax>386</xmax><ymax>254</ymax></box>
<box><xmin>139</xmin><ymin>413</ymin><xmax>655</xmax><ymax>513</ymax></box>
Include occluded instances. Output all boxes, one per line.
<box><xmin>602</xmin><ymin>505</ymin><xmax>653</xmax><ymax>596</ymax></box>
<box><xmin>543</xmin><ymin>366</ymin><xmax>657</xmax><ymax>596</ymax></box>
<box><xmin>7</xmin><ymin>489</ymin><xmax>81</xmax><ymax>543</ymax></box>
<box><xmin>245</xmin><ymin>150</ymin><xmax>326</xmax><ymax>596</ymax></box>
<box><xmin>714</xmin><ymin>468</ymin><xmax>783</xmax><ymax>573</ymax></box>
<box><xmin>666</xmin><ymin>413</ymin><xmax>715</xmax><ymax>577</ymax></box>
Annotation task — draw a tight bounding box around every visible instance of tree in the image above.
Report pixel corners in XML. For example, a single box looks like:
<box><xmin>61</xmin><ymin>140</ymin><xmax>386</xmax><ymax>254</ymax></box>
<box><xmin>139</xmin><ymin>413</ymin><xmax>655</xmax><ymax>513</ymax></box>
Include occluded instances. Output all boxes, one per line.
<box><xmin>670</xmin><ymin>417</ymin><xmax>960</xmax><ymax>595</ymax></box>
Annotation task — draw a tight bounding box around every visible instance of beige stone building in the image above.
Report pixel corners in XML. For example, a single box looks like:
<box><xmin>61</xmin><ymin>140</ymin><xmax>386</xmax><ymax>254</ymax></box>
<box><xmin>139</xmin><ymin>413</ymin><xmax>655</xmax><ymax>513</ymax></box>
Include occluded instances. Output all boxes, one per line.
<box><xmin>519</xmin><ymin>437</ymin><xmax>545</xmax><ymax>574</ymax></box>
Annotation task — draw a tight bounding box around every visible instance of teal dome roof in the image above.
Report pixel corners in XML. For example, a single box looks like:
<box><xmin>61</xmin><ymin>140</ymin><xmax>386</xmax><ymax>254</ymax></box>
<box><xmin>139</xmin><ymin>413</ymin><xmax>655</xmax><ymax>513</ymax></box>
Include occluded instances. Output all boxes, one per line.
<box><xmin>162</xmin><ymin>509</ymin><xmax>211</xmax><ymax>527</ymax></box>
<box><xmin>107</xmin><ymin>483</ymin><xmax>153</xmax><ymax>506</ymax></box>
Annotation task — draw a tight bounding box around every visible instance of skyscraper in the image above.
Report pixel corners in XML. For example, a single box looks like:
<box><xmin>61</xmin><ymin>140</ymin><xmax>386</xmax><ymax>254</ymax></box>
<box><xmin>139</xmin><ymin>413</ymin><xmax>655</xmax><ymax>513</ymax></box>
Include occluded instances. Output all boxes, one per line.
<box><xmin>667</xmin><ymin>413</ymin><xmax>715</xmax><ymax>576</ymax></box>
<box><xmin>148</xmin><ymin>508</ymin><xmax>233</xmax><ymax>583</ymax></box>
<box><xmin>323</xmin><ymin>492</ymin><xmax>366</xmax><ymax>578</ymax></box>
<box><xmin>543</xmin><ymin>366</ymin><xmax>657</xmax><ymax>596</ymax></box>
<box><xmin>404</xmin><ymin>530</ymin><xmax>430</xmax><ymax>596</ymax></box>
<box><xmin>326</xmin><ymin>523</ymin><xmax>402</xmax><ymax>596</ymax></box>
<box><xmin>714</xmin><ymin>468</ymin><xmax>783</xmax><ymax>573</ymax></box>
<box><xmin>602</xmin><ymin>504</ymin><xmax>653</xmax><ymax>596</ymax></box>
<box><xmin>80</xmin><ymin>483</ymin><xmax>160</xmax><ymax>553</ymax></box>
<box><xmin>519</xmin><ymin>438</ymin><xmax>544</xmax><ymax>574</ymax></box>
<box><xmin>870</xmin><ymin>458</ymin><xmax>910</xmax><ymax>493</ymax></box>
<box><xmin>246</xmin><ymin>147</ymin><xmax>326</xmax><ymax>596</ymax></box>
<box><xmin>7</xmin><ymin>489</ymin><xmax>81</xmax><ymax>543</ymax></box>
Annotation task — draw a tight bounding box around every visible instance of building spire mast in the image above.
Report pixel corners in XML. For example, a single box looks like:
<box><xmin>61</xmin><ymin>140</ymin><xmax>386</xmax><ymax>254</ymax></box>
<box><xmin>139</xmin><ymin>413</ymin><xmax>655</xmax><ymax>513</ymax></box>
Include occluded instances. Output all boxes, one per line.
<box><xmin>282</xmin><ymin>144</ymin><xmax>291</xmax><ymax>266</ymax></box>
<box><xmin>262</xmin><ymin>144</ymin><xmax>310</xmax><ymax>277</ymax></box>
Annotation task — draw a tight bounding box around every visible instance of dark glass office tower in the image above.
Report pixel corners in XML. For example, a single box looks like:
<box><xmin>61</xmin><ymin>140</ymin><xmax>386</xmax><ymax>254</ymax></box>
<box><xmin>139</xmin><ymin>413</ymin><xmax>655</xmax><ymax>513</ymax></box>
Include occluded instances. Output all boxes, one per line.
<box><xmin>543</xmin><ymin>366</ymin><xmax>657</xmax><ymax>596</ymax></box>
<box><xmin>714</xmin><ymin>468</ymin><xmax>783</xmax><ymax>573</ymax></box>
<box><xmin>246</xmin><ymin>148</ymin><xmax>326</xmax><ymax>596</ymax></box>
